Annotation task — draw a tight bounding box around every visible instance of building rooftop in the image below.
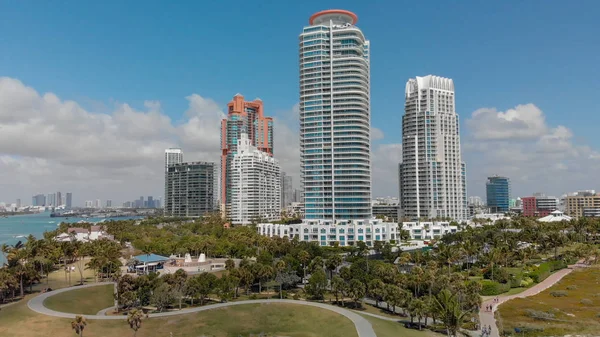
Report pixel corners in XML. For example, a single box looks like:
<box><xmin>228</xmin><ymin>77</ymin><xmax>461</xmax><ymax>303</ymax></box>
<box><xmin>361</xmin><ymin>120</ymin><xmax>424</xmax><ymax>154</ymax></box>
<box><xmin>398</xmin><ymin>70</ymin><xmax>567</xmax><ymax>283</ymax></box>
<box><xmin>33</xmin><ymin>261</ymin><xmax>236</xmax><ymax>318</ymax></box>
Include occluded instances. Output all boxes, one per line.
<box><xmin>134</xmin><ymin>254</ymin><xmax>171</xmax><ymax>264</ymax></box>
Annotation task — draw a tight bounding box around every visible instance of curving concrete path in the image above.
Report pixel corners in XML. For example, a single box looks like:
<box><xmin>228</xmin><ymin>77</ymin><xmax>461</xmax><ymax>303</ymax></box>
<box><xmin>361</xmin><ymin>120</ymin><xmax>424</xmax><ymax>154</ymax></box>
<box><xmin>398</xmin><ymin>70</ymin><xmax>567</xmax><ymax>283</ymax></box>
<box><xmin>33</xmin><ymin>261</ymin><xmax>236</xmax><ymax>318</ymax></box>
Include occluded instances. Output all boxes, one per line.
<box><xmin>477</xmin><ymin>266</ymin><xmax>576</xmax><ymax>337</ymax></box>
<box><xmin>28</xmin><ymin>283</ymin><xmax>376</xmax><ymax>337</ymax></box>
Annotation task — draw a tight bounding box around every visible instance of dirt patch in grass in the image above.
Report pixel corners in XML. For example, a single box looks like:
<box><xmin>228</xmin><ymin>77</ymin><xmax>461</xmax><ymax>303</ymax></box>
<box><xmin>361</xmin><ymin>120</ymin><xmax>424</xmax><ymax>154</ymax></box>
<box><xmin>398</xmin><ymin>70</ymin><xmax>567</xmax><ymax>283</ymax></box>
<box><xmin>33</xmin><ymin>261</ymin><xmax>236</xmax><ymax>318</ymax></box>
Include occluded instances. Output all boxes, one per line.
<box><xmin>497</xmin><ymin>267</ymin><xmax>600</xmax><ymax>336</ymax></box>
<box><xmin>44</xmin><ymin>284</ymin><xmax>114</xmax><ymax>315</ymax></box>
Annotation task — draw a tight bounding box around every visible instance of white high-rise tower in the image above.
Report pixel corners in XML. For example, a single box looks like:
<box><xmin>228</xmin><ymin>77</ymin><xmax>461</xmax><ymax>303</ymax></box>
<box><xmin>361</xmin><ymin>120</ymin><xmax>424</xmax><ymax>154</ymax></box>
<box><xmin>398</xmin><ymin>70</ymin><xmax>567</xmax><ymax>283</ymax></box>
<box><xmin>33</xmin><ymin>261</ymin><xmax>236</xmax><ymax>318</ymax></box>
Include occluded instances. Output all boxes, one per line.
<box><xmin>399</xmin><ymin>75</ymin><xmax>467</xmax><ymax>221</ymax></box>
<box><xmin>299</xmin><ymin>9</ymin><xmax>371</xmax><ymax>221</ymax></box>
<box><xmin>164</xmin><ymin>148</ymin><xmax>183</xmax><ymax>209</ymax></box>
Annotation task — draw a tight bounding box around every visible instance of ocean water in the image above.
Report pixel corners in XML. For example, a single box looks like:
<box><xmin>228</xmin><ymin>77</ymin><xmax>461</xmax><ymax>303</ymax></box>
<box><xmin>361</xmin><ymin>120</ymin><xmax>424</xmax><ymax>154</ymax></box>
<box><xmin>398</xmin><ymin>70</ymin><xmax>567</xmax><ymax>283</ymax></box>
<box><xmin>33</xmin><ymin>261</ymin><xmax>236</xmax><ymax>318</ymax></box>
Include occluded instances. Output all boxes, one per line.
<box><xmin>0</xmin><ymin>211</ymin><xmax>142</xmax><ymax>264</ymax></box>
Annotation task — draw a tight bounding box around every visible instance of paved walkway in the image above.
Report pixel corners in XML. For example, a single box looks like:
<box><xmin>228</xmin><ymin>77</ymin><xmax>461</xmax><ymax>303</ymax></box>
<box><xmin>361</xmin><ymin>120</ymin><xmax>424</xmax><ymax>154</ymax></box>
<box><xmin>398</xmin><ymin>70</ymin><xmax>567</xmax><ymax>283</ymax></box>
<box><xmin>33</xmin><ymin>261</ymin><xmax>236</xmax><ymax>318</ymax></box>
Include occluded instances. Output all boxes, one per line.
<box><xmin>28</xmin><ymin>283</ymin><xmax>376</xmax><ymax>337</ymax></box>
<box><xmin>478</xmin><ymin>267</ymin><xmax>575</xmax><ymax>337</ymax></box>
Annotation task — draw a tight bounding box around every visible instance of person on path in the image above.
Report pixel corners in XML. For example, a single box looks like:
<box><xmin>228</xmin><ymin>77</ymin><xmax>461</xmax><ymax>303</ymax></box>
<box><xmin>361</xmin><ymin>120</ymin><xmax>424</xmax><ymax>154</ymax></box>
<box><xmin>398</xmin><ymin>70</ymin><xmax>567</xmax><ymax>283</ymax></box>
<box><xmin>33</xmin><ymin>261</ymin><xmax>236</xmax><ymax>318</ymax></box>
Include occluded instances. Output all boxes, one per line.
<box><xmin>482</xmin><ymin>326</ymin><xmax>488</xmax><ymax>336</ymax></box>
<box><xmin>489</xmin><ymin>324</ymin><xmax>492</xmax><ymax>335</ymax></box>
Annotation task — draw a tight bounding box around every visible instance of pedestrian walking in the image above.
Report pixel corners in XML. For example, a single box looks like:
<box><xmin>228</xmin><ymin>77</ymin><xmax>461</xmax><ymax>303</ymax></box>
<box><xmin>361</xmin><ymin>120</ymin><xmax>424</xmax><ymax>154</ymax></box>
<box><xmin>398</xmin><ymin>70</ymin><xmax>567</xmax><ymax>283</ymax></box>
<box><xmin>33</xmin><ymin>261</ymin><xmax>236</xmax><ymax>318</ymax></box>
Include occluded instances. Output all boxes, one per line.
<box><xmin>489</xmin><ymin>324</ymin><xmax>492</xmax><ymax>334</ymax></box>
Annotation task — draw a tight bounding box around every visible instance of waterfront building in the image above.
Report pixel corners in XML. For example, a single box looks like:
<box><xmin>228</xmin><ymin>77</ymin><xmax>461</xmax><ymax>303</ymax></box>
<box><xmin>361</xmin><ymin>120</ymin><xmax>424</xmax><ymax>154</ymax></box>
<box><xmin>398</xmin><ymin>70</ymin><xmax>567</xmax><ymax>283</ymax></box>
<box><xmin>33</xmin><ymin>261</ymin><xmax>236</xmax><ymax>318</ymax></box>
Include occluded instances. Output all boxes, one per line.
<box><xmin>281</xmin><ymin>172</ymin><xmax>293</xmax><ymax>208</ymax></box>
<box><xmin>56</xmin><ymin>192</ymin><xmax>62</xmax><ymax>206</ymax></box>
<box><xmin>221</xmin><ymin>94</ymin><xmax>274</xmax><ymax>209</ymax></box>
<box><xmin>84</xmin><ymin>200</ymin><xmax>93</xmax><ymax>208</ymax></box>
<box><xmin>106</xmin><ymin>200</ymin><xmax>112</xmax><ymax>208</ymax></box>
<box><xmin>257</xmin><ymin>219</ymin><xmax>457</xmax><ymax>246</ymax></box>
<box><xmin>299</xmin><ymin>9</ymin><xmax>372</xmax><ymax>220</ymax></box>
<box><xmin>32</xmin><ymin>194</ymin><xmax>45</xmax><ymax>207</ymax></box>
<box><xmin>165</xmin><ymin>162</ymin><xmax>216</xmax><ymax>217</ymax></box>
<box><xmin>399</xmin><ymin>75</ymin><xmax>467</xmax><ymax>221</ymax></box>
<box><xmin>486</xmin><ymin>176</ymin><xmax>510</xmax><ymax>213</ymax></box>
<box><xmin>66</xmin><ymin>192</ymin><xmax>72</xmax><ymax>209</ymax></box>
<box><xmin>47</xmin><ymin>193</ymin><xmax>56</xmax><ymax>207</ymax></box>
<box><xmin>147</xmin><ymin>196</ymin><xmax>154</xmax><ymax>208</ymax></box>
<box><xmin>228</xmin><ymin>133</ymin><xmax>281</xmax><ymax>225</ymax></box>
<box><xmin>16</xmin><ymin>199</ymin><xmax>21</xmax><ymax>208</ymax></box>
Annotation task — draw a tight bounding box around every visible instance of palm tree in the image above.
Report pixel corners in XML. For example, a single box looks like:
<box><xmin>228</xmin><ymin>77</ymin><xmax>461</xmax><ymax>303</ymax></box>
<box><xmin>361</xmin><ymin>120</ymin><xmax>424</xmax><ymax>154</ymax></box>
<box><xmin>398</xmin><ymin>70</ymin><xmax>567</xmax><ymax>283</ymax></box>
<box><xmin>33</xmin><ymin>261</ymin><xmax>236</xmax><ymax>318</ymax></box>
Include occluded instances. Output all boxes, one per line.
<box><xmin>433</xmin><ymin>289</ymin><xmax>471</xmax><ymax>337</ymax></box>
<box><xmin>127</xmin><ymin>309</ymin><xmax>144</xmax><ymax>337</ymax></box>
<box><xmin>298</xmin><ymin>250</ymin><xmax>310</xmax><ymax>282</ymax></box>
<box><xmin>225</xmin><ymin>258</ymin><xmax>235</xmax><ymax>272</ymax></box>
<box><xmin>274</xmin><ymin>260</ymin><xmax>286</xmax><ymax>299</ymax></box>
<box><xmin>326</xmin><ymin>254</ymin><xmax>342</xmax><ymax>280</ymax></box>
<box><xmin>71</xmin><ymin>315</ymin><xmax>87</xmax><ymax>337</ymax></box>
<box><xmin>409</xmin><ymin>298</ymin><xmax>427</xmax><ymax>330</ymax></box>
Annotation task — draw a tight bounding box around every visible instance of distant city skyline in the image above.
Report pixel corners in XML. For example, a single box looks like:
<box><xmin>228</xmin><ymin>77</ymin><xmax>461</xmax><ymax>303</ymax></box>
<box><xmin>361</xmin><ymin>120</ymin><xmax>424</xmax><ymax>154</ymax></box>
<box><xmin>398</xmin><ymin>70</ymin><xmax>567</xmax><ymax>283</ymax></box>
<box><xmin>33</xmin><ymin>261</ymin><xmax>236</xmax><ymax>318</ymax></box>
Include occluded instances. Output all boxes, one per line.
<box><xmin>1</xmin><ymin>2</ymin><xmax>600</xmax><ymax>203</ymax></box>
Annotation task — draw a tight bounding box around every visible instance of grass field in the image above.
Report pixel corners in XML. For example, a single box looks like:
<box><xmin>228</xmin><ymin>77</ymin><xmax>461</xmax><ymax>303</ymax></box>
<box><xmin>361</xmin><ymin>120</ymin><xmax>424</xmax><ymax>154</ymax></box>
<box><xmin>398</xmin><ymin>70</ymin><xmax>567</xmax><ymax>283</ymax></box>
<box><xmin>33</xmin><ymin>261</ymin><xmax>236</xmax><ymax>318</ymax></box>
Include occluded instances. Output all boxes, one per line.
<box><xmin>0</xmin><ymin>300</ymin><xmax>358</xmax><ymax>337</ymax></box>
<box><xmin>32</xmin><ymin>259</ymin><xmax>96</xmax><ymax>293</ymax></box>
<box><xmin>359</xmin><ymin>314</ymin><xmax>439</xmax><ymax>337</ymax></box>
<box><xmin>497</xmin><ymin>267</ymin><xmax>600</xmax><ymax>336</ymax></box>
<box><xmin>43</xmin><ymin>284</ymin><xmax>115</xmax><ymax>315</ymax></box>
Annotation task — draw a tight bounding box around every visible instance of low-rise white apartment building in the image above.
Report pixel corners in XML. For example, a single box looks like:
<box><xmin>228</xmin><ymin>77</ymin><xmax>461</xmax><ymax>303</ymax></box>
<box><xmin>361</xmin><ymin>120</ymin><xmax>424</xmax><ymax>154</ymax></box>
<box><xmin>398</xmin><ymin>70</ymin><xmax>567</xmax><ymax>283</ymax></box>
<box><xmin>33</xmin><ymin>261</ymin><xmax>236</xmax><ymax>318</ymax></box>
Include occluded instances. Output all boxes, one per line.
<box><xmin>257</xmin><ymin>219</ymin><xmax>458</xmax><ymax>246</ymax></box>
<box><xmin>401</xmin><ymin>222</ymin><xmax>458</xmax><ymax>240</ymax></box>
<box><xmin>55</xmin><ymin>225</ymin><xmax>113</xmax><ymax>243</ymax></box>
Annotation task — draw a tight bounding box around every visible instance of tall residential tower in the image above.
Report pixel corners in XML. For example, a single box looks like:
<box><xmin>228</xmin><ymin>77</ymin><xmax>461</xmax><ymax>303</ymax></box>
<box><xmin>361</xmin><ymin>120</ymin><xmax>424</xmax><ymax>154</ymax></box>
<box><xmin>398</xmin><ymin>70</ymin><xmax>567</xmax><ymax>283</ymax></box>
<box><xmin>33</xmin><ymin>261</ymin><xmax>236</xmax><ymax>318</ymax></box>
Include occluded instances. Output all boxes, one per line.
<box><xmin>221</xmin><ymin>94</ymin><xmax>273</xmax><ymax>209</ymax></box>
<box><xmin>299</xmin><ymin>9</ymin><xmax>371</xmax><ymax>220</ymax></box>
<box><xmin>399</xmin><ymin>75</ymin><xmax>467</xmax><ymax>221</ymax></box>
<box><xmin>164</xmin><ymin>148</ymin><xmax>184</xmax><ymax>210</ymax></box>
<box><xmin>229</xmin><ymin>133</ymin><xmax>281</xmax><ymax>225</ymax></box>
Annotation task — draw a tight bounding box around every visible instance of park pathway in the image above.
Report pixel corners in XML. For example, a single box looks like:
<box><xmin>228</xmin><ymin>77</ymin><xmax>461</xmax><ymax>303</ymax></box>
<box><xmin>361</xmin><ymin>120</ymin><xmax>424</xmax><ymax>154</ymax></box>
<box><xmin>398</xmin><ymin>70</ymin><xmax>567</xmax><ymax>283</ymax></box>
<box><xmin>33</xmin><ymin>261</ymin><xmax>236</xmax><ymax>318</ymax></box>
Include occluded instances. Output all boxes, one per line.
<box><xmin>477</xmin><ymin>267</ymin><xmax>575</xmax><ymax>337</ymax></box>
<box><xmin>28</xmin><ymin>283</ymin><xmax>376</xmax><ymax>337</ymax></box>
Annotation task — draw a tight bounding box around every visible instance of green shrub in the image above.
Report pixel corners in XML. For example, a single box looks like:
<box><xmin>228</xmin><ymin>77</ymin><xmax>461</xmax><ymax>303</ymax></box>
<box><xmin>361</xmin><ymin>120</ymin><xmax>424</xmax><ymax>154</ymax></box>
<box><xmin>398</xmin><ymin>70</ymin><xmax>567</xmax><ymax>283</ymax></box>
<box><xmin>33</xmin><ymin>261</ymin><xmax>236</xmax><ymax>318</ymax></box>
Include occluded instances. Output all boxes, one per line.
<box><xmin>525</xmin><ymin>309</ymin><xmax>555</xmax><ymax>320</ymax></box>
<box><xmin>550</xmin><ymin>291</ymin><xmax>568</xmax><ymax>297</ymax></box>
<box><xmin>520</xmin><ymin>277</ymin><xmax>534</xmax><ymax>287</ymax></box>
<box><xmin>581</xmin><ymin>299</ymin><xmax>593</xmax><ymax>305</ymax></box>
<box><xmin>529</xmin><ymin>263</ymin><xmax>551</xmax><ymax>283</ymax></box>
<box><xmin>566</xmin><ymin>285</ymin><xmax>578</xmax><ymax>290</ymax></box>
<box><xmin>484</xmin><ymin>266</ymin><xmax>510</xmax><ymax>283</ymax></box>
<box><xmin>292</xmin><ymin>293</ymin><xmax>300</xmax><ymax>300</ymax></box>
<box><xmin>480</xmin><ymin>279</ymin><xmax>511</xmax><ymax>296</ymax></box>
<box><xmin>249</xmin><ymin>294</ymin><xmax>258</xmax><ymax>300</ymax></box>
<box><xmin>510</xmin><ymin>272</ymin><xmax>524</xmax><ymax>288</ymax></box>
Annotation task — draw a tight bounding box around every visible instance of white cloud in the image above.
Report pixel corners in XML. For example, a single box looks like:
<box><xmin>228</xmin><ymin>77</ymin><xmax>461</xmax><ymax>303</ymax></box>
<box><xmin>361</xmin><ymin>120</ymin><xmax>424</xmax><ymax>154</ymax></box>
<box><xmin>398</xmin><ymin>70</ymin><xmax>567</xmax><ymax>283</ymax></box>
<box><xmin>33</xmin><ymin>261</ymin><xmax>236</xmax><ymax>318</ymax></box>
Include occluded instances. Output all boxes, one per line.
<box><xmin>0</xmin><ymin>77</ymin><xmax>245</xmax><ymax>204</ymax></box>
<box><xmin>467</xmin><ymin>104</ymin><xmax>548</xmax><ymax>140</ymax></box>
<box><xmin>464</xmin><ymin>103</ymin><xmax>600</xmax><ymax>197</ymax></box>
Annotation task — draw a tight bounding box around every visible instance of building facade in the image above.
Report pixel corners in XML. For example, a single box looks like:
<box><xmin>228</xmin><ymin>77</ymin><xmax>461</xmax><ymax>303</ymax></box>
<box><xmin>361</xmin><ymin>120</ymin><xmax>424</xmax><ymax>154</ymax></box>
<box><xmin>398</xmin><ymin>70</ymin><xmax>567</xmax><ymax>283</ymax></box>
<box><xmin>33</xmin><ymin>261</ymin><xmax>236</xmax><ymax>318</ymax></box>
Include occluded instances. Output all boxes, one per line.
<box><xmin>165</xmin><ymin>162</ymin><xmax>216</xmax><ymax>217</ymax></box>
<box><xmin>164</xmin><ymin>148</ymin><xmax>184</xmax><ymax>210</ymax></box>
<box><xmin>486</xmin><ymin>176</ymin><xmax>510</xmax><ymax>213</ymax></box>
<box><xmin>523</xmin><ymin>193</ymin><xmax>558</xmax><ymax>217</ymax></box>
<box><xmin>299</xmin><ymin>9</ymin><xmax>372</xmax><ymax>220</ymax></box>
<box><xmin>32</xmin><ymin>194</ymin><xmax>45</xmax><ymax>207</ymax></box>
<box><xmin>229</xmin><ymin>133</ymin><xmax>281</xmax><ymax>225</ymax></box>
<box><xmin>399</xmin><ymin>75</ymin><xmax>467</xmax><ymax>221</ymax></box>
<box><xmin>281</xmin><ymin>172</ymin><xmax>293</xmax><ymax>208</ymax></box>
<box><xmin>221</xmin><ymin>94</ymin><xmax>274</xmax><ymax>208</ymax></box>
<box><xmin>66</xmin><ymin>192</ymin><xmax>72</xmax><ymax>209</ymax></box>
<box><xmin>257</xmin><ymin>219</ymin><xmax>457</xmax><ymax>246</ymax></box>
<box><xmin>258</xmin><ymin>219</ymin><xmax>397</xmax><ymax>247</ymax></box>
<box><xmin>565</xmin><ymin>192</ymin><xmax>600</xmax><ymax>217</ymax></box>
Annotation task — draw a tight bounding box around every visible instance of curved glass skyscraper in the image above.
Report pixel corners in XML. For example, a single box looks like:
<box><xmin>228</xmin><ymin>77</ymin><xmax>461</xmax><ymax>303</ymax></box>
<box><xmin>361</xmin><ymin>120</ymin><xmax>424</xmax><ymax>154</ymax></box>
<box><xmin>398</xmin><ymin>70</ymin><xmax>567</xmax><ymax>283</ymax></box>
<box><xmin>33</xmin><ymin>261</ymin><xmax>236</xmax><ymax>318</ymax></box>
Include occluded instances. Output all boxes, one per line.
<box><xmin>299</xmin><ymin>10</ymin><xmax>371</xmax><ymax>220</ymax></box>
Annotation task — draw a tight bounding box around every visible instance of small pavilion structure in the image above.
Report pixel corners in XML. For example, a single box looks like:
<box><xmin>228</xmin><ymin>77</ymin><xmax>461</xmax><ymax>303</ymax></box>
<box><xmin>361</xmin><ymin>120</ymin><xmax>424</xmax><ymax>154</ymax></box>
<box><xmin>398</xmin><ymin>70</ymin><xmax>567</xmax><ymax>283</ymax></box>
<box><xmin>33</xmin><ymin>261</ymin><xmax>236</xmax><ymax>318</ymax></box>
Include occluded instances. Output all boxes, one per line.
<box><xmin>133</xmin><ymin>253</ymin><xmax>171</xmax><ymax>275</ymax></box>
<box><xmin>538</xmin><ymin>210</ymin><xmax>572</xmax><ymax>223</ymax></box>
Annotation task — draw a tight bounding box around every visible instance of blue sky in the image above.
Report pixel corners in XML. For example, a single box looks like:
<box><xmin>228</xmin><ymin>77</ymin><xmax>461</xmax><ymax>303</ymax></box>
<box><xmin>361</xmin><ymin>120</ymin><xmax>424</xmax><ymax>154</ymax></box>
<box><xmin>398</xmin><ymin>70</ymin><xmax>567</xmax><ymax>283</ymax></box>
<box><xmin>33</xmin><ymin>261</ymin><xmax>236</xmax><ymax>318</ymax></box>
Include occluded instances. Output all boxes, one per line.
<box><xmin>0</xmin><ymin>0</ymin><xmax>599</xmax><ymax>202</ymax></box>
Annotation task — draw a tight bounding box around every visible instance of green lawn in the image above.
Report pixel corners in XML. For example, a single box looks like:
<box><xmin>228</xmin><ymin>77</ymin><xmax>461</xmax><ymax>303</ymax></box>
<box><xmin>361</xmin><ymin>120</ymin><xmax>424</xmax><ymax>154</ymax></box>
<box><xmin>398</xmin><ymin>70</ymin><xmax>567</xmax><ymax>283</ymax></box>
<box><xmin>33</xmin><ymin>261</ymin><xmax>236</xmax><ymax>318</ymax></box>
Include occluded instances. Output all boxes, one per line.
<box><xmin>497</xmin><ymin>267</ymin><xmax>600</xmax><ymax>336</ymax></box>
<box><xmin>43</xmin><ymin>284</ymin><xmax>115</xmax><ymax>315</ymax></box>
<box><xmin>359</xmin><ymin>314</ymin><xmax>441</xmax><ymax>337</ymax></box>
<box><xmin>0</xmin><ymin>300</ymin><xmax>357</xmax><ymax>337</ymax></box>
